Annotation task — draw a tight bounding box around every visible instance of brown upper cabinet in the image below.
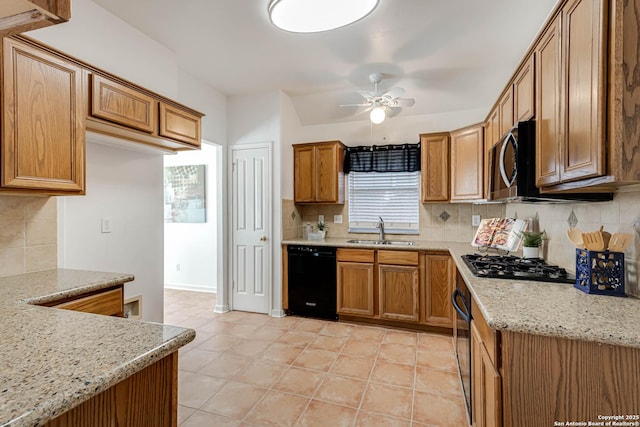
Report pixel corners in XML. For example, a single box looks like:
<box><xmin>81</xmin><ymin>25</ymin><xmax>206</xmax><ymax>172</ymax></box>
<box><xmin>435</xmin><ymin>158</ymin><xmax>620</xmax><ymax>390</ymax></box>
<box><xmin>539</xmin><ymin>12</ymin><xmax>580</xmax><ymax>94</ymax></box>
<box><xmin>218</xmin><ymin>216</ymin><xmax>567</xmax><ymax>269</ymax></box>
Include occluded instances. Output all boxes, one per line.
<box><xmin>450</xmin><ymin>123</ymin><xmax>485</xmax><ymax>201</ymax></box>
<box><xmin>293</xmin><ymin>141</ymin><xmax>345</xmax><ymax>204</ymax></box>
<box><xmin>87</xmin><ymin>73</ymin><xmax>203</xmax><ymax>150</ymax></box>
<box><xmin>498</xmin><ymin>89</ymin><xmax>514</xmax><ymax>137</ymax></box>
<box><xmin>536</xmin><ymin>0</ymin><xmax>607</xmax><ymax>187</ymax></box>
<box><xmin>487</xmin><ymin>0</ymin><xmax>640</xmax><ymax>192</ymax></box>
<box><xmin>513</xmin><ymin>54</ymin><xmax>535</xmax><ymax>123</ymax></box>
<box><xmin>1</xmin><ymin>37</ymin><xmax>85</xmax><ymax>194</ymax></box>
<box><xmin>0</xmin><ymin>0</ymin><xmax>70</xmax><ymax>36</ymax></box>
<box><xmin>420</xmin><ymin>132</ymin><xmax>450</xmax><ymax>202</ymax></box>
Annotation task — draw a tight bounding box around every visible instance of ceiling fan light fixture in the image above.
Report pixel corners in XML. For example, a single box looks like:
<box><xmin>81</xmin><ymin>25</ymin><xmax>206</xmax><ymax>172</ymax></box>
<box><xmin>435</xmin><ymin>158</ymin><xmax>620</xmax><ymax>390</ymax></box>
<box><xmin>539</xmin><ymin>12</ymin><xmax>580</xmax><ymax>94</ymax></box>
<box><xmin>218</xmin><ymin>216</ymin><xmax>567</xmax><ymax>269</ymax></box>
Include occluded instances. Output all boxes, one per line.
<box><xmin>268</xmin><ymin>0</ymin><xmax>379</xmax><ymax>33</ymax></box>
<box><xmin>370</xmin><ymin>106</ymin><xmax>386</xmax><ymax>124</ymax></box>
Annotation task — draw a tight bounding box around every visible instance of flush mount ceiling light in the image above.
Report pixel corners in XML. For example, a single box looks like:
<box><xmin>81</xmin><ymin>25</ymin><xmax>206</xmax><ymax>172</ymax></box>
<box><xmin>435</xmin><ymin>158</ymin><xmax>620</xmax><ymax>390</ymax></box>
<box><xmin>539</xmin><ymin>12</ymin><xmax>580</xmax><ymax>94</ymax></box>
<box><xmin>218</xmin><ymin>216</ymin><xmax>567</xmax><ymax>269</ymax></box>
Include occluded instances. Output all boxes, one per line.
<box><xmin>268</xmin><ymin>0</ymin><xmax>379</xmax><ymax>33</ymax></box>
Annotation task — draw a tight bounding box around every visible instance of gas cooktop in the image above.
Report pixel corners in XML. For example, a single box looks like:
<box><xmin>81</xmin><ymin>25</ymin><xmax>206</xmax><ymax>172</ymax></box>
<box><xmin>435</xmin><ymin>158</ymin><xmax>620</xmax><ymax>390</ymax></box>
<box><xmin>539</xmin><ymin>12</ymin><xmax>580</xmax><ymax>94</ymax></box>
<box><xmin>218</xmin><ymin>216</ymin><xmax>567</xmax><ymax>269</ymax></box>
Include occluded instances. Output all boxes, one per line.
<box><xmin>462</xmin><ymin>254</ymin><xmax>575</xmax><ymax>284</ymax></box>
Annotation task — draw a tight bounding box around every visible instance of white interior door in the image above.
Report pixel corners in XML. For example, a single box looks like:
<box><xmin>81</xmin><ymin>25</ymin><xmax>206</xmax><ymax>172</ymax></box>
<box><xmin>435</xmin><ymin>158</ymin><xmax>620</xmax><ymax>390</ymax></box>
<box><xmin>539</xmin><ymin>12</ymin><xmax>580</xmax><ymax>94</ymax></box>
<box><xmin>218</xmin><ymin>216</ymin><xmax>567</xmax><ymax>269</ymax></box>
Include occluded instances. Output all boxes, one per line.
<box><xmin>230</xmin><ymin>144</ymin><xmax>271</xmax><ymax>314</ymax></box>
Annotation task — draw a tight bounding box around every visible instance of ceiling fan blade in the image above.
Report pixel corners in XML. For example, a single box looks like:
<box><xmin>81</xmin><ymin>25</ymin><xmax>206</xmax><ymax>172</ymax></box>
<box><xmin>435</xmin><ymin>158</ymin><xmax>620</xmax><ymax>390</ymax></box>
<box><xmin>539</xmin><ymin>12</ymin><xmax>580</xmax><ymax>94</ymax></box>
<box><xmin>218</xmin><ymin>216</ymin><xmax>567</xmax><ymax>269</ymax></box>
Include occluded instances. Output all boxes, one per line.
<box><xmin>382</xmin><ymin>87</ymin><xmax>405</xmax><ymax>101</ymax></box>
<box><xmin>391</xmin><ymin>98</ymin><xmax>415</xmax><ymax>107</ymax></box>
<box><xmin>357</xmin><ymin>90</ymin><xmax>373</xmax><ymax>100</ymax></box>
<box><xmin>340</xmin><ymin>103</ymin><xmax>371</xmax><ymax>107</ymax></box>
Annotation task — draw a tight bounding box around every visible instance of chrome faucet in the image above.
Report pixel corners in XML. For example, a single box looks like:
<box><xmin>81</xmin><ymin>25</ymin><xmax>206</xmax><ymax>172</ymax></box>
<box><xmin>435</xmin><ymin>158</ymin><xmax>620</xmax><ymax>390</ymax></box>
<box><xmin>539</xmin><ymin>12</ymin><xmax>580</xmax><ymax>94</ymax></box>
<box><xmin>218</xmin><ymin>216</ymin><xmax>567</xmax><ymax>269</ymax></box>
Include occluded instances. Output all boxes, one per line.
<box><xmin>376</xmin><ymin>216</ymin><xmax>385</xmax><ymax>241</ymax></box>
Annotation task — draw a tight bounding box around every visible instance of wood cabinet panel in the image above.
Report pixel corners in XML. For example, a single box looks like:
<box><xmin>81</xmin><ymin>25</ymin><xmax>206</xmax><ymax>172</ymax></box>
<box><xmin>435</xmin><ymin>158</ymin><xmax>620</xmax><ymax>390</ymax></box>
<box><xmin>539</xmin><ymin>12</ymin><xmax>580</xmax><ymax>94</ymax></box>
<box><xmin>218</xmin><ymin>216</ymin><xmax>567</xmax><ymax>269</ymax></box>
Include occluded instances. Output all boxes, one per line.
<box><xmin>450</xmin><ymin>123</ymin><xmax>484</xmax><ymax>201</ymax></box>
<box><xmin>379</xmin><ymin>264</ymin><xmax>419</xmax><ymax>322</ymax></box>
<box><xmin>2</xmin><ymin>37</ymin><xmax>84</xmax><ymax>192</ymax></box>
<box><xmin>513</xmin><ymin>55</ymin><xmax>535</xmax><ymax>122</ymax></box>
<box><xmin>472</xmin><ymin>322</ymin><xmax>502</xmax><ymax>427</ymax></box>
<box><xmin>420</xmin><ymin>132</ymin><xmax>450</xmax><ymax>202</ymax></box>
<box><xmin>0</xmin><ymin>0</ymin><xmax>70</xmax><ymax>36</ymax></box>
<box><xmin>293</xmin><ymin>145</ymin><xmax>315</xmax><ymax>202</ymax></box>
<box><xmin>501</xmin><ymin>331</ymin><xmax>640</xmax><ymax>427</ymax></box>
<box><xmin>54</xmin><ymin>287</ymin><xmax>123</xmax><ymax>317</ymax></box>
<box><xmin>46</xmin><ymin>352</ymin><xmax>177</xmax><ymax>427</ymax></box>
<box><xmin>159</xmin><ymin>102</ymin><xmax>201</xmax><ymax>147</ymax></box>
<box><xmin>498</xmin><ymin>88</ymin><xmax>514</xmax><ymax>136</ymax></box>
<box><xmin>91</xmin><ymin>73</ymin><xmax>157</xmax><ymax>133</ymax></box>
<box><xmin>535</xmin><ymin>15</ymin><xmax>563</xmax><ymax>187</ymax></box>
<box><xmin>293</xmin><ymin>141</ymin><xmax>344</xmax><ymax>204</ymax></box>
<box><xmin>378</xmin><ymin>250</ymin><xmax>418</xmax><ymax>266</ymax></box>
<box><xmin>337</xmin><ymin>248</ymin><xmax>375</xmax><ymax>263</ymax></box>
<box><xmin>337</xmin><ymin>261</ymin><xmax>374</xmax><ymax>316</ymax></box>
<box><xmin>561</xmin><ymin>0</ymin><xmax>606</xmax><ymax>182</ymax></box>
<box><xmin>423</xmin><ymin>254</ymin><xmax>453</xmax><ymax>328</ymax></box>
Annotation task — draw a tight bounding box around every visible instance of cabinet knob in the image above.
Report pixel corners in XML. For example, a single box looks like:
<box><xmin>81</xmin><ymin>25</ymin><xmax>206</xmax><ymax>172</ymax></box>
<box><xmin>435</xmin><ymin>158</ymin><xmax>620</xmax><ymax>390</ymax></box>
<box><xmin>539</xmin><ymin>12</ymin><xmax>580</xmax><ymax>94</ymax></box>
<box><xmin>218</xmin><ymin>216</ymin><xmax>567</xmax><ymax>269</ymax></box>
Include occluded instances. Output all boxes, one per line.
<box><xmin>260</xmin><ymin>236</ymin><xmax>268</xmax><ymax>241</ymax></box>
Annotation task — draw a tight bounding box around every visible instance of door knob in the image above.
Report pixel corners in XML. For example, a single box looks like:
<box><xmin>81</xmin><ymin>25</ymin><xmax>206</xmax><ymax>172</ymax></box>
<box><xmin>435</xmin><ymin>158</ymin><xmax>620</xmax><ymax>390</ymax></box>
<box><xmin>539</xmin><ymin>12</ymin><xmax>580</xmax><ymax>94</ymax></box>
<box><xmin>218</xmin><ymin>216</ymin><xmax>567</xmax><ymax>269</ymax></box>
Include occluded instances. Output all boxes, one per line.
<box><xmin>260</xmin><ymin>236</ymin><xmax>268</xmax><ymax>241</ymax></box>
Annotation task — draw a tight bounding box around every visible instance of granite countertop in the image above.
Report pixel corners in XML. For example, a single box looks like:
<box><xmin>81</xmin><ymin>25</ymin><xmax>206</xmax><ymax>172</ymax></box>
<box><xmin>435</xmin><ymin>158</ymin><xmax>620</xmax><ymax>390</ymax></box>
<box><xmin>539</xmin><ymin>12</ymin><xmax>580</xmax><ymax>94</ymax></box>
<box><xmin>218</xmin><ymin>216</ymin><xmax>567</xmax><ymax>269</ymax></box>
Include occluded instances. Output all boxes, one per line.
<box><xmin>0</xmin><ymin>269</ymin><xmax>195</xmax><ymax>427</ymax></box>
<box><xmin>283</xmin><ymin>238</ymin><xmax>640</xmax><ymax>349</ymax></box>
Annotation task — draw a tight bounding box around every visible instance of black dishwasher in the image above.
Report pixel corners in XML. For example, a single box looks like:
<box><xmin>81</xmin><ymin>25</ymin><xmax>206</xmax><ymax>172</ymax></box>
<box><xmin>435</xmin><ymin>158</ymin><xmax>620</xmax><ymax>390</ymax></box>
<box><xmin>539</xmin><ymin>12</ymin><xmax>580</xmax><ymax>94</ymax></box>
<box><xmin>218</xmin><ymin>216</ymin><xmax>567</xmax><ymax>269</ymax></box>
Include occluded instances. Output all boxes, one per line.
<box><xmin>287</xmin><ymin>245</ymin><xmax>337</xmax><ymax>320</ymax></box>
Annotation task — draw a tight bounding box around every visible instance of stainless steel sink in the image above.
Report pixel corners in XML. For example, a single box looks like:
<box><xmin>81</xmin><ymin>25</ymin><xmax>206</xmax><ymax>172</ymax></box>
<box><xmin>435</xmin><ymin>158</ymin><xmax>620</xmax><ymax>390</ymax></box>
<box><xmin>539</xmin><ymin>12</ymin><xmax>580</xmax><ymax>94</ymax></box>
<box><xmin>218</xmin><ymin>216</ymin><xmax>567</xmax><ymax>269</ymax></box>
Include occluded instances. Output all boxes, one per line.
<box><xmin>347</xmin><ymin>239</ymin><xmax>416</xmax><ymax>246</ymax></box>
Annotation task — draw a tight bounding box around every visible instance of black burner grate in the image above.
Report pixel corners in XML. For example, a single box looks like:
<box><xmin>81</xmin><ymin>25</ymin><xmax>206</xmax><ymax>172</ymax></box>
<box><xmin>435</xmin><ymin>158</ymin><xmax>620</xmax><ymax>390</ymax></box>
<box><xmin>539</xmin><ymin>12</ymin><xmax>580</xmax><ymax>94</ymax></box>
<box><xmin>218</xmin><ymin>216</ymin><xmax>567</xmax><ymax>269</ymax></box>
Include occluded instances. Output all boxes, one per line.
<box><xmin>462</xmin><ymin>254</ymin><xmax>575</xmax><ymax>284</ymax></box>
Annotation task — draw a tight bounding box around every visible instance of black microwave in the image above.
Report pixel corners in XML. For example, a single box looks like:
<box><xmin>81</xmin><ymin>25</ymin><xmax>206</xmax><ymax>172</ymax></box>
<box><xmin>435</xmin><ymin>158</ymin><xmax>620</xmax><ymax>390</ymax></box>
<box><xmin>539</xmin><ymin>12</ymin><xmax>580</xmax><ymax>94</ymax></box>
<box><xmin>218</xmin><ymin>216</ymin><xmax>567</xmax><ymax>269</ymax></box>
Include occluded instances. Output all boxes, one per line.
<box><xmin>488</xmin><ymin>121</ymin><xmax>612</xmax><ymax>202</ymax></box>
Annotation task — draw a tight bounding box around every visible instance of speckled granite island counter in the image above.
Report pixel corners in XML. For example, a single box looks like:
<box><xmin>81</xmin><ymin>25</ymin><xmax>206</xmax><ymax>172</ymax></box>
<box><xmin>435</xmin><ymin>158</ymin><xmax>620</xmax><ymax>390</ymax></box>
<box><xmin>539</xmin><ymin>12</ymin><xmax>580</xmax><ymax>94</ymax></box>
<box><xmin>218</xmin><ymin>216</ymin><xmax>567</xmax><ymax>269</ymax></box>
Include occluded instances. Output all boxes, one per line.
<box><xmin>283</xmin><ymin>237</ymin><xmax>640</xmax><ymax>348</ymax></box>
<box><xmin>0</xmin><ymin>269</ymin><xmax>195</xmax><ymax>427</ymax></box>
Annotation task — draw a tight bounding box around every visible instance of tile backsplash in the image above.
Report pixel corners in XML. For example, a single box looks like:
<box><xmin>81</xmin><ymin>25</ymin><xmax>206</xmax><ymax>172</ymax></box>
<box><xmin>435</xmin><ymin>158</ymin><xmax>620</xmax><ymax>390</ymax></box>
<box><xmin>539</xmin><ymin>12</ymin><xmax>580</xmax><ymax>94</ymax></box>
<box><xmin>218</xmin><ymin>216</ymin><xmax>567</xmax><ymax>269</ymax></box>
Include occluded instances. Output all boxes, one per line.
<box><xmin>281</xmin><ymin>198</ymin><xmax>506</xmax><ymax>243</ymax></box>
<box><xmin>0</xmin><ymin>196</ymin><xmax>57</xmax><ymax>277</ymax></box>
<box><xmin>283</xmin><ymin>188</ymin><xmax>640</xmax><ymax>297</ymax></box>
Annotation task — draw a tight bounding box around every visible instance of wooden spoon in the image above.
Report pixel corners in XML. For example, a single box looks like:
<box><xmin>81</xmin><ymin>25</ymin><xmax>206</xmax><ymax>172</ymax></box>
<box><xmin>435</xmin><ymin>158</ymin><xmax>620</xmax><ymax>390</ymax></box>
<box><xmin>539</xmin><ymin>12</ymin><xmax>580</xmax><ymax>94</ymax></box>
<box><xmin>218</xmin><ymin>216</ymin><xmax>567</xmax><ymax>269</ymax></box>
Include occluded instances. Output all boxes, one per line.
<box><xmin>566</xmin><ymin>227</ymin><xmax>584</xmax><ymax>248</ymax></box>
<box><xmin>582</xmin><ymin>227</ymin><xmax>605</xmax><ymax>251</ymax></box>
<box><xmin>608</xmin><ymin>233</ymin><xmax>633</xmax><ymax>252</ymax></box>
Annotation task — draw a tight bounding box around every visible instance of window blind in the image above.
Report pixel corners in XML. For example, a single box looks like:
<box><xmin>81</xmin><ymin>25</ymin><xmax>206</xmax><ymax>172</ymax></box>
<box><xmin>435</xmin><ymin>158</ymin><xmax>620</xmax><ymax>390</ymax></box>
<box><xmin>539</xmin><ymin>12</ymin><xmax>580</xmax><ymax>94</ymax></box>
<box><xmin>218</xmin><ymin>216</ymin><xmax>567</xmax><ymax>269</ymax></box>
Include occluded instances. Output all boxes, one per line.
<box><xmin>348</xmin><ymin>171</ymin><xmax>420</xmax><ymax>234</ymax></box>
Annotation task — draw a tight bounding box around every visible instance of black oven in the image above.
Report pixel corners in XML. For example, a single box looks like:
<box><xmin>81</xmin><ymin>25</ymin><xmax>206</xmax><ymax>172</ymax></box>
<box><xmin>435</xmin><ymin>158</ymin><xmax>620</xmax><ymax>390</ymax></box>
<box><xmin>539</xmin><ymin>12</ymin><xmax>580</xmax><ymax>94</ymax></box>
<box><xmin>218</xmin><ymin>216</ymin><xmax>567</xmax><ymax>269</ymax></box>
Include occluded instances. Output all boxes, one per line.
<box><xmin>452</xmin><ymin>270</ymin><xmax>472</xmax><ymax>423</ymax></box>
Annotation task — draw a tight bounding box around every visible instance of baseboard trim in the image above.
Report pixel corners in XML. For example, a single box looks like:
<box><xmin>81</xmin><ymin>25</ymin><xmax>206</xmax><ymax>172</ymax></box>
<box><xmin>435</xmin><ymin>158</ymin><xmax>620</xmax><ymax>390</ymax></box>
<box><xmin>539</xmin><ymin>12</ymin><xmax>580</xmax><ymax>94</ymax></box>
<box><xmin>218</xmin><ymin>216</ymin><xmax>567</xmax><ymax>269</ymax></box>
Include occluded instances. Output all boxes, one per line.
<box><xmin>164</xmin><ymin>283</ymin><xmax>216</xmax><ymax>293</ymax></box>
<box><xmin>270</xmin><ymin>308</ymin><xmax>286</xmax><ymax>318</ymax></box>
<box><xmin>214</xmin><ymin>304</ymin><xmax>230</xmax><ymax>313</ymax></box>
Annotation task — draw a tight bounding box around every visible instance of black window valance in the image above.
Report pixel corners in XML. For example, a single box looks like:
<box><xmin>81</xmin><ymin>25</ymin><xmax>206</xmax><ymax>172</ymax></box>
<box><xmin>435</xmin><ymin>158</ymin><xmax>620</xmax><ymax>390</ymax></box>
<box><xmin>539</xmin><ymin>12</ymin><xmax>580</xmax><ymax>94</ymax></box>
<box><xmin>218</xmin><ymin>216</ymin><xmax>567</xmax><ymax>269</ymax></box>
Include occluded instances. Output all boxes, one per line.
<box><xmin>344</xmin><ymin>143</ymin><xmax>421</xmax><ymax>173</ymax></box>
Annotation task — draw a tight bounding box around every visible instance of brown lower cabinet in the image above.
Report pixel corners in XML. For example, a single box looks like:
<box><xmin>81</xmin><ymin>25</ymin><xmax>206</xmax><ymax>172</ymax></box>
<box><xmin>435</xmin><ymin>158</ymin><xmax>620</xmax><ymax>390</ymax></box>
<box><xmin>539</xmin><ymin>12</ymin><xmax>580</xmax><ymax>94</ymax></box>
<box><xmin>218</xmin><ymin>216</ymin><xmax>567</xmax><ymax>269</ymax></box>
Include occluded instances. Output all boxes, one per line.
<box><xmin>45</xmin><ymin>352</ymin><xmax>178</xmax><ymax>427</ymax></box>
<box><xmin>38</xmin><ymin>285</ymin><xmax>124</xmax><ymax>317</ymax></box>
<box><xmin>335</xmin><ymin>248</ymin><xmax>453</xmax><ymax>329</ymax></box>
<box><xmin>471</xmin><ymin>298</ymin><xmax>640</xmax><ymax>427</ymax></box>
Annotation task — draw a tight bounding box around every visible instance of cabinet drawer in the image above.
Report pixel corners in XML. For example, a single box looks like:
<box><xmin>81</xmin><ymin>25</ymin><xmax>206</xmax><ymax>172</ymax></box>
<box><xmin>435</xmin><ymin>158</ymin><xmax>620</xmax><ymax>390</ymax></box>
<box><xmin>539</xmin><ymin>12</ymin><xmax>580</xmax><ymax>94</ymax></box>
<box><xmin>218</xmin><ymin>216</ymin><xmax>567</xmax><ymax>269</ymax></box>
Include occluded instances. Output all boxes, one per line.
<box><xmin>54</xmin><ymin>287</ymin><xmax>124</xmax><ymax>317</ymax></box>
<box><xmin>378</xmin><ymin>250</ymin><xmax>419</xmax><ymax>266</ymax></box>
<box><xmin>91</xmin><ymin>74</ymin><xmax>157</xmax><ymax>133</ymax></box>
<box><xmin>337</xmin><ymin>248</ymin><xmax>374</xmax><ymax>263</ymax></box>
<box><xmin>159</xmin><ymin>102</ymin><xmax>201</xmax><ymax>147</ymax></box>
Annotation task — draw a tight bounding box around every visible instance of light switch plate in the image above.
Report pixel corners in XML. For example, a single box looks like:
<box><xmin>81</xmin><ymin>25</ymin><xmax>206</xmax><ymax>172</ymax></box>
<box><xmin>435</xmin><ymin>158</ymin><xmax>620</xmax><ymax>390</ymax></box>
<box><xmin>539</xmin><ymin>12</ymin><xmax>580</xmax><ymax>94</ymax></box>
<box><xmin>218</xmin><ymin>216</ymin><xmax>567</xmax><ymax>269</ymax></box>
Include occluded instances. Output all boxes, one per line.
<box><xmin>334</xmin><ymin>215</ymin><xmax>343</xmax><ymax>224</ymax></box>
<box><xmin>318</xmin><ymin>214</ymin><xmax>325</xmax><ymax>223</ymax></box>
<box><xmin>472</xmin><ymin>214</ymin><xmax>481</xmax><ymax>226</ymax></box>
<box><xmin>101</xmin><ymin>217</ymin><xmax>112</xmax><ymax>233</ymax></box>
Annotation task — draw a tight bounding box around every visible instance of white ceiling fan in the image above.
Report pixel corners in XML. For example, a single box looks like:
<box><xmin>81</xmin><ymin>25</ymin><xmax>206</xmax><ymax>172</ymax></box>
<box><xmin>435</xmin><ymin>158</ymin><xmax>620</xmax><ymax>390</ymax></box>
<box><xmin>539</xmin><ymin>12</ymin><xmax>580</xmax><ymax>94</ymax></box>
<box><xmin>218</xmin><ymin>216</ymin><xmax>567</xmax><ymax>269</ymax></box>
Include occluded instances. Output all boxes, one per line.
<box><xmin>341</xmin><ymin>73</ymin><xmax>415</xmax><ymax>124</ymax></box>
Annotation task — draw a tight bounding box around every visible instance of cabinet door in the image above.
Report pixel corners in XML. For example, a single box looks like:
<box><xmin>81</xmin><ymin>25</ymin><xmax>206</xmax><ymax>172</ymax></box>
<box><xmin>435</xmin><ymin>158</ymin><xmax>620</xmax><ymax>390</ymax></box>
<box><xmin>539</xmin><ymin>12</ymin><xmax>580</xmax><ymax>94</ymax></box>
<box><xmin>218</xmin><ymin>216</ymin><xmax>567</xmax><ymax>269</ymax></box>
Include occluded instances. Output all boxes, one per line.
<box><xmin>90</xmin><ymin>74</ymin><xmax>157</xmax><ymax>133</ymax></box>
<box><xmin>159</xmin><ymin>102</ymin><xmax>202</xmax><ymax>147</ymax></box>
<box><xmin>471</xmin><ymin>322</ymin><xmax>502</xmax><ymax>427</ymax></box>
<box><xmin>420</xmin><ymin>133</ymin><xmax>450</xmax><ymax>202</ymax></box>
<box><xmin>423</xmin><ymin>254</ymin><xmax>454</xmax><ymax>328</ymax></box>
<box><xmin>2</xmin><ymin>38</ymin><xmax>84</xmax><ymax>192</ymax></box>
<box><xmin>514</xmin><ymin>55</ymin><xmax>535</xmax><ymax>122</ymax></box>
<box><xmin>535</xmin><ymin>15</ymin><xmax>563</xmax><ymax>187</ymax></box>
<box><xmin>450</xmin><ymin>124</ymin><xmax>484</xmax><ymax>201</ymax></box>
<box><xmin>293</xmin><ymin>145</ymin><xmax>316</xmax><ymax>202</ymax></box>
<box><xmin>498</xmin><ymin>88</ymin><xmax>514</xmax><ymax>136</ymax></box>
<box><xmin>379</xmin><ymin>264</ymin><xmax>419</xmax><ymax>322</ymax></box>
<box><xmin>337</xmin><ymin>261</ymin><xmax>374</xmax><ymax>317</ymax></box>
<box><xmin>54</xmin><ymin>287</ymin><xmax>124</xmax><ymax>317</ymax></box>
<box><xmin>561</xmin><ymin>0</ymin><xmax>606</xmax><ymax>182</ymax></box>
<box><xmin>315</xmin><ymin>144</ymin><xmax>340</xmax><ymax>202</ymax></box>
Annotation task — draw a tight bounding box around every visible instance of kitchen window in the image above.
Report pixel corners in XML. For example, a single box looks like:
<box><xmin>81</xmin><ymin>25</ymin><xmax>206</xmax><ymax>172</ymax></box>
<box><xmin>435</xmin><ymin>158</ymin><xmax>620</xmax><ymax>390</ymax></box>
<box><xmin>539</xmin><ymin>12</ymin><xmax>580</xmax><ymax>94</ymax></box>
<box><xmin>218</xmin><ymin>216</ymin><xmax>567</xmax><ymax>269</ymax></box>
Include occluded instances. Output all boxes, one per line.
<box><xmin>347</xmin><ymin>171</ymin><xmax>420</xmax><ymax>234</ymax></box>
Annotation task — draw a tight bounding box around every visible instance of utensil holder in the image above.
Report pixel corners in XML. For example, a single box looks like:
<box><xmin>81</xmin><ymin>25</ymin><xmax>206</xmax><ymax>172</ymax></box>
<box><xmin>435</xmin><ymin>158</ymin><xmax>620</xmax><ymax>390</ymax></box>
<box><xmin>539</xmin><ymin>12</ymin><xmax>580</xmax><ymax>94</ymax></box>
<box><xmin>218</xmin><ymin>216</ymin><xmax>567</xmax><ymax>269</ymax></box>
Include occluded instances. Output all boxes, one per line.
<box><xmin>574</xmin><ymin>249</ymin><xmax>626</xmax><ymax>297</ymax></box>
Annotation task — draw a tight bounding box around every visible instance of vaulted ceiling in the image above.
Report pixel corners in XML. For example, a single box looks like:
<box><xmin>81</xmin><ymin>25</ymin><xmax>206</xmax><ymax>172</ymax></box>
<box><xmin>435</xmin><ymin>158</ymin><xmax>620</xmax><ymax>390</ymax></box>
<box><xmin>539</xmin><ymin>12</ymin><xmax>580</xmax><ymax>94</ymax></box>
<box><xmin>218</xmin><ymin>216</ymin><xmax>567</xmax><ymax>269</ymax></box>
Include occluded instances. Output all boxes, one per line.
<box><xmin>91</xmin><ymin>0</ymin><xmax>558</xmax><ymax>125</ymax></box>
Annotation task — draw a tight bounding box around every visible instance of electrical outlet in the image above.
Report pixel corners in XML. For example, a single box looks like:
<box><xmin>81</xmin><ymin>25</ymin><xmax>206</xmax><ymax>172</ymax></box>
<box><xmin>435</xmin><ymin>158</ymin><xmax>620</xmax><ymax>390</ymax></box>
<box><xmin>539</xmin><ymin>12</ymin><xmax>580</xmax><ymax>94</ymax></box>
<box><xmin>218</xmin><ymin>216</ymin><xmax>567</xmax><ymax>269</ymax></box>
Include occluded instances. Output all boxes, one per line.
<box><xmin>101</xmin><ymin>217</ymin><xmax>112</xmax><ymax>233</ymax></box>
<box><xmin>472</xmin><ymin>214</ymin><xmax>481</xmax><ymax>226</ymax></box>
<box><xmin>334</xmin><ymin>215</ymin><xmax>343</xmax><ymax>224</ymax></box>
<box><xmin>318</xmin><ymin>214</ymin><xmax>325</xmax><ymax>223</ymax></box>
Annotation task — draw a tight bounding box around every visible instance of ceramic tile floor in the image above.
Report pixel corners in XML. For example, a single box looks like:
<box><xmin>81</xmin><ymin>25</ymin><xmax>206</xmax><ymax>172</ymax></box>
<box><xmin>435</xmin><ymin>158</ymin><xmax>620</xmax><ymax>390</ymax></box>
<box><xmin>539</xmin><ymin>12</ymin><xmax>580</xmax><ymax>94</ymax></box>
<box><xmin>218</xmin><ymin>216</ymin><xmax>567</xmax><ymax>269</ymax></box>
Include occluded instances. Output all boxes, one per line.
<box><xmin>165</xmin><ymin>289</ymin><xmax>469</xmax><ymax>427</ymax></box>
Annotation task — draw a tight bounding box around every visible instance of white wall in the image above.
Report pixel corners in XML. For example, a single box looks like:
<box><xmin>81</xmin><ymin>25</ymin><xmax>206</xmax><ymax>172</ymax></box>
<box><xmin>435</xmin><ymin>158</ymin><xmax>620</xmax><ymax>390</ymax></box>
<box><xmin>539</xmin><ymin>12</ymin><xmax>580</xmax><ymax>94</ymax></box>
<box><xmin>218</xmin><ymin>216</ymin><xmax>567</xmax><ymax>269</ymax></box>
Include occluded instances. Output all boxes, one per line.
<box><xmin>164</xmin><ymin>144</ymin><xmax>218</xmax><ymax>292</ymax></box>
<box><xmin>58</xmin><ymin>141</ymin><xmax>165</xmax><ymax>322</ymax></box>
<box><xmin>228</xmin><ymin>91</ymin><xmax>284</xmax><ymax>316</ymax></box>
